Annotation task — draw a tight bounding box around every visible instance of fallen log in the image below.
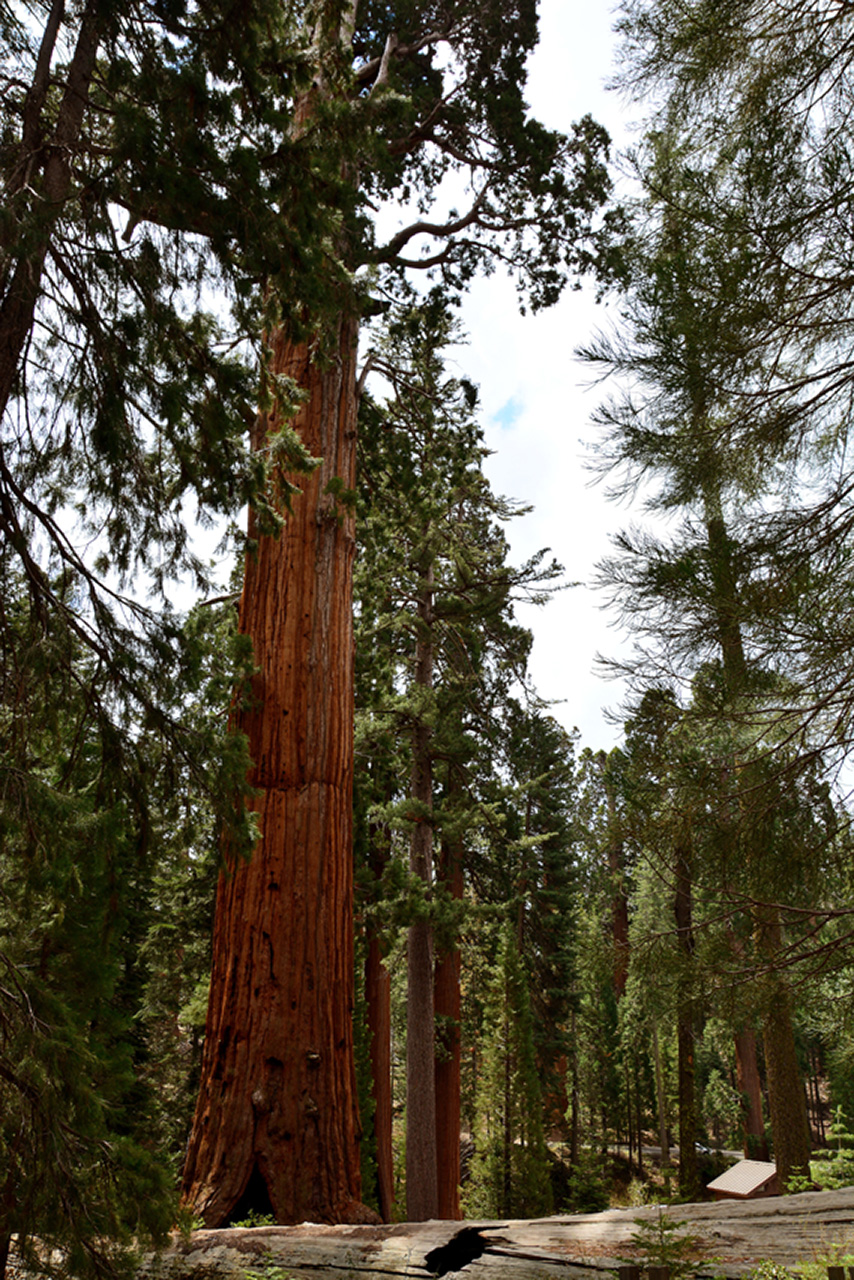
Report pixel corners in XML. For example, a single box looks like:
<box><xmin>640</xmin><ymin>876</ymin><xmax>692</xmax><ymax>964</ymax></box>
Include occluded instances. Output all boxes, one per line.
<box><xmin>146</xmin><ymin>1187</ymin><xmax>854</xmax><ymax>1280</ymax></box>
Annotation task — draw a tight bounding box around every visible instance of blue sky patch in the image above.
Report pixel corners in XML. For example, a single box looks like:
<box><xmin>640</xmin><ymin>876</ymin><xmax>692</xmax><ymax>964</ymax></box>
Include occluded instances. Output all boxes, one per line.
<box><xmin>492</xmin><ymin>396</ymin><xmax>523</xmax><ymax>430</ymax></box>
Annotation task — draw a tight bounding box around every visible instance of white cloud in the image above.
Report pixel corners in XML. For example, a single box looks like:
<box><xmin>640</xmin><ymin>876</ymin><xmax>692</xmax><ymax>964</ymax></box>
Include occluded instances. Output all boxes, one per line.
<box><xmin>460</xmin><ymin>1</ymin><xmax>636</xmax><ymax>750</ymax></box>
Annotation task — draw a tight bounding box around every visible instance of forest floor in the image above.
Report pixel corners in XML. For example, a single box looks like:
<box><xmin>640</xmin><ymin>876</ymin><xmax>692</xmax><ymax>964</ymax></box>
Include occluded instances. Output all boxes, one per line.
<box><xmin>150</xmin><ymin>1186</ymin><xmax>854</xmax><ymax>1280</ymax></box>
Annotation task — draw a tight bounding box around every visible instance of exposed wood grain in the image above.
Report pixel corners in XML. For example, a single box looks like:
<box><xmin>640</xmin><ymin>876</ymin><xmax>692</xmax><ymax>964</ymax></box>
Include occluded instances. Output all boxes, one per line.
<box><xmin>151</xmin><ymin>1187</ymin><xmax>854</xmax><ymax>1280</ymax></box>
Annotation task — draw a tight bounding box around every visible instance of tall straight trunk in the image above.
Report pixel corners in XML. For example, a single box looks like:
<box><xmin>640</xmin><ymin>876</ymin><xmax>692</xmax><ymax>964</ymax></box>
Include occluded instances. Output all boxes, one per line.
<box><xmin>406</xmin><ymin>561</ymin><xmax>438</xmax><ymax>1221</ymax></box>
<box><xmin>810</xmin><ymin>1047</ymin><xmax>826</xmax><ymax>1142</ymax></box>
<box><xmin>606</xmin><ymin>813</ymin><xmax>629</xmax><ymax>999</ymax></box>
<box><xmin>653</xmin><ymin>1024</ymin><xmax>670</xmax><ymax>1168</ymax></box>
<box><xmin>503</xmin><ymin>995</ymin><xmax>512</xmax><ymax>1215</ymax></box>
<box><xmin>758</xmin><ymin>911</ymin><xmax>811</xmax><ymax>1187</ymax></box>
<box><xmin>704</xmin><ymin>483</ymin><xmax>807</xmax><ymax>1184</ymax></box>
<box><xmin>635</xmin><ymin>1056</ymin><xmax>644</xmax><ymax>1174</ymax></box>
<box><xmin>365</xmin><ymin>807</ymin><xmax>395</xmax><ymax>1222</ymax></box>
<box><xmin>675</xmin><ymin>836</ymin><xmax>700</xmax><ymax>1200</ymax></box>
<box><xmin>763</xmin><ymin>996</ymin><xmax>810</xmax><ymax>1186</ymax></box>
<box><xmin>734</xmin><ymin>1027</ymin><xmax>769</xmax><ymax>1160</ymax></box>
<box><xmin>366</xmin><ymin>935</ymin><xmax>394</xmax><ymax>1222</ymax></box>
<box><xmin>625</xmin><ymin>1061</ymin><xmax>633</xmax><ymax>1169</ymax></box>
<box><xmin>182</xmin><ymin>314</ymin><xmax>370</xmax><ymax>1226</ymax></box>
<box><xmin>543</xmin><ymin>1054</ymin><xmax>570</xmax><ymax>1141</ymax></box>
<box><xmin>569</xmin><ymin>1005</ymin><xmax>580</xmax><ymax>1166</ymax></box>
<box><xmin>434</xmin><ymin>832</ymin><xmax>463</xmax><ymax>1220</ymax></box>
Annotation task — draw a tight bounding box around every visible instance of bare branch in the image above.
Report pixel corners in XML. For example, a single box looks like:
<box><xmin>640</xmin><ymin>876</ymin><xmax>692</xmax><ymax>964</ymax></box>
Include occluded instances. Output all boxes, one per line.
<box><xmin>373</xmin><ymin>189</ymin><xmax>488</xmax><ymax>262</ymax></box>
<box><xmin>353</xmin><ymin>29</ymin><xmax>452</xmax><ymax>87</ymax></box>
<box><xmin>370</xmin><ymin>32</ymin><xmax>399</xmax><ymax>95</ymax></box>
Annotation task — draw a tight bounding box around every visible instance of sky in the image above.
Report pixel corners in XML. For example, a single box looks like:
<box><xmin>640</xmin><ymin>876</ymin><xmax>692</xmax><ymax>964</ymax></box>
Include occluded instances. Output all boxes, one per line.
<box><xmin>456</xmin><ymin>2</ymin><xmax>638</xmax><ymax>752</ymax></box>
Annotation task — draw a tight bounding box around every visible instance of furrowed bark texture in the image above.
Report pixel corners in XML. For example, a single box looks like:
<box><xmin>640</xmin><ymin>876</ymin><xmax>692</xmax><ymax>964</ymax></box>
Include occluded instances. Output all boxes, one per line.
<box><xmin>182</xmin><ymin>314</ymin><xmax>369</xmax><ymax>1227</ymax></box>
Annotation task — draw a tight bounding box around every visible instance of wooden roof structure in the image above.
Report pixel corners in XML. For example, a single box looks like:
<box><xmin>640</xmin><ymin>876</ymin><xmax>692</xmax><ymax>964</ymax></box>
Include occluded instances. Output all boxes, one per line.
<box><xmin>707</xmin><ymin>1158</ymin><xmax>779</xmax><ymax>1200</ymax></box>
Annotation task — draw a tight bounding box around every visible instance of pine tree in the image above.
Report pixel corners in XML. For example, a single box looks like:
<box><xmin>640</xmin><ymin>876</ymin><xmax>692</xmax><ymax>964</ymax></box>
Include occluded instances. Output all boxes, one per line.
<box><xmin>583</xmin><ymin>122</ymin><xmax>837</xmax><ymax>1183</ymax></box>
<box><xmin>616</xmin><ymin>0</ymin><xmax>854</xmax><ymax>773</ymax></box>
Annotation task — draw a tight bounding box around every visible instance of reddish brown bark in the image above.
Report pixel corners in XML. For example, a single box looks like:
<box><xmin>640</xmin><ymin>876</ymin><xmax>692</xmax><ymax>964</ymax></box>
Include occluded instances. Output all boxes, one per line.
<box><xmin>181</xmin><ymin>315</ymin><xmax>372</xmax><ymax>1226</ymax></box>
<box><xmin>366</xmin><ymin>936</ymin><xmax>394</xmax><ymax>1222</ymax></box>
<box><xmin>434</xmin><ymin>836</ymin><xmax>463</xmax><ymax>1220</ymax></box>
<box><xmin>734</xmin><ymin>1027</ymin><xmax>769</xmax><ymax>1160</ymax></box>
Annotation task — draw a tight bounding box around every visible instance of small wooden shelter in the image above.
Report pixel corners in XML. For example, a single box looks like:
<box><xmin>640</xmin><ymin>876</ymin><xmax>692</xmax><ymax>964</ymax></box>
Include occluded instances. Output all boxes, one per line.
<box><xmin>707</xmin><ymin>1158</ymin><xmax>779</xmax><ymax>1200</ymax></box>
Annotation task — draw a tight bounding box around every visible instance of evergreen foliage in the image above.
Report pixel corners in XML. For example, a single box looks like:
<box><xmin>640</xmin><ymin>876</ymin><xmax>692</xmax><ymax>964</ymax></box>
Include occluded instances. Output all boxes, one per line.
<box><xmin>464</xmin><ymin>921</ymin><xmax>552</xmax><ymax>1219</ymax></box>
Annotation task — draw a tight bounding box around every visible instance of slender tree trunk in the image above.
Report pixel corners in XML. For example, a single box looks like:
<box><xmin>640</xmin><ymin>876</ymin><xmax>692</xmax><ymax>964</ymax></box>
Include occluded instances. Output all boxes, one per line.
<box><xmin>364</xmin><ymin>798</ymin><xmax>395</xmax><ymax>1222</ymax></box>
<box><xmin>366</xmin><ymin>934</ymin><xmax>394</xmax><ymax>1222</ymax></box>
<box><xmin>543</xmin><ymin>1054</ymin><xmax>570</xmax><ymax>1141</ymax></box>
<box><xmin>810</xmin><ymin>1047</ymin><xmax>826</xmax><ymax>1143</ymax></box>
<box><xmin>569</xmin><ymin>1005</ymin><xmax>580</xmax><ymax>1166</ymax></box>
<box><xmin>607</xmin><ymin>816</ymin><xmax>629</xmax><ymax>999</ymax></box>
<box><xmin>704</xmin><ymin>485</ymin><xmax>808</xmax><ymax>1185</ymax></box>
<box><xmin>182</xmin><ymin>314</ymin><xmax>372</xmax><ymax>1226</ymax></box>
<box><xmin>434</xmin><ymin>833</ymin><xmax>463</xmax><ymax>1220</ymax></box>
<box><xmin>503</xmin><ymin>995</ymin><xmax>513</xmax><ymax>1215</ymax></box>
<box><xmin>734</xmin><ymin>1027</ymin><xmax>769</xmax><ymax>1160</ymax></box>
<box><xmin>757</xmin><ymin>911</ymin><xmax>810</xmax><ymax>1187</ymax></box>
<box><xmin>675</xmin><ymin>836</ymin><xmax>700</xmax><ymax>1200</ymax></box>
<box><xmin>406</xmin><ymin>561</ymin><xmax>438</xmax><ymax>1221</ymax></box>
<box><xmin>653</xmin><ymin>1024</ymin><xmax>670</xmax><ymax>1169</ymax></box>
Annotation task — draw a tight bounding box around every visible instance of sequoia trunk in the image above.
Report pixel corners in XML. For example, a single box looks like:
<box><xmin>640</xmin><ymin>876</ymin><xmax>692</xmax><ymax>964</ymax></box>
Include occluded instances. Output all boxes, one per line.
<box><xmin>181</xmin><ymin>314</ymin><xmax>369</xmax><ymax>1226</ymax></box>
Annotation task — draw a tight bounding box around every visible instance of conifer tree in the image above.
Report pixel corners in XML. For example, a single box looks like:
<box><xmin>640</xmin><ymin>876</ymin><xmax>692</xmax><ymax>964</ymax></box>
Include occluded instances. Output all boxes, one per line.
<box><xmin>584</xmin><ymin>129</ymin><xmax>827</xmax><ymax>1185</ymax></box>
<box><xmin>465</xmin><ymin>921</ymin><xmax>553</xmax><ymax>1219</ymax></box>
<box><xmin>616</xmin><ymin>0</ymin><xmax>854</xmax><ymax>772</ymax></box>
<box><xmin>0</xmin><ymin>565</ymin><xmax>198</xmax><ymax>1278</ymax></box>
<box><xmin>355</xmin><ymin>297</ymin><xmax>563</xmax><ymax>1220</ymax></box>
<box><xmin>482</xmin><ymin>704</ymin><xmax>581</xmax><ymax>1137</ymax></box>
<box><xmin>1</xmin><ymin>0</ymin><xmax>349</xmax><ymax>1236</ymax></box>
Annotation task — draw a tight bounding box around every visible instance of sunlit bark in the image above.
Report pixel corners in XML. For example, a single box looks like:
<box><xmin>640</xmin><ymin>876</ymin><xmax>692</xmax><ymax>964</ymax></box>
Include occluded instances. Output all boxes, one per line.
<box><xmin>182</xmin><ymin>314</ymin><xmax>372</xmax><ymax>1226</ymax></box>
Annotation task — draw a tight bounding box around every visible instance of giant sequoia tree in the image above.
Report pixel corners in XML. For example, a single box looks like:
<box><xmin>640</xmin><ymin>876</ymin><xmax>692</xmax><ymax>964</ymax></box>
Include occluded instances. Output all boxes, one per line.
<box><xmin>182</xmin><ymin>0</ymin><xmax>619</xmax><ymax>1227</ymax></box>
<box><xmin>0</xmin><ymin>0</ymin><xmax>344</xmax><ymax>1258</ymax></box>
